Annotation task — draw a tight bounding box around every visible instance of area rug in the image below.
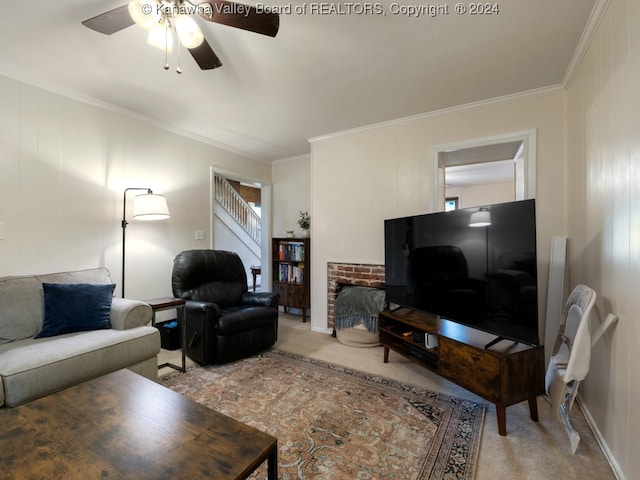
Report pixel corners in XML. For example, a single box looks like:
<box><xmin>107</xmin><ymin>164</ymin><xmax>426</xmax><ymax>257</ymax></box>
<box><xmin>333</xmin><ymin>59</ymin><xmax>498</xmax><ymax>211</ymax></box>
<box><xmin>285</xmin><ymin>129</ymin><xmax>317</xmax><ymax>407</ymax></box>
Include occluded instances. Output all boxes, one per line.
<box><xmin>158</xmin><ymin>349</ymin><xmax>485</xmax><ymax>480</ymax></box>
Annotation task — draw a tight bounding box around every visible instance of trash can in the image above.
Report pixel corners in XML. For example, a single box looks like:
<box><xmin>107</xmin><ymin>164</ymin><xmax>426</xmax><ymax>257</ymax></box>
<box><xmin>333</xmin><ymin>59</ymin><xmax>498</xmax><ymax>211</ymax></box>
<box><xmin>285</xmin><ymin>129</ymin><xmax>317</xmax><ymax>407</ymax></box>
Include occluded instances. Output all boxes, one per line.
<box><xmin>156</xmin><ymin>319</ymin><xmax>181</xmax><ymax>350</ymax></box>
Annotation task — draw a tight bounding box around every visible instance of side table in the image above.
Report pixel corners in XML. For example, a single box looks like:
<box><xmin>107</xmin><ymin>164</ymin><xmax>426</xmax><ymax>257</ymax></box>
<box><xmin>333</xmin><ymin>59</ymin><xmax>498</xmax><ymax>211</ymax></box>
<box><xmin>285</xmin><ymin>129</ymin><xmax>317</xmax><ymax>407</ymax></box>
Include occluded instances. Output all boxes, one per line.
<box><xmin>145</xmin><ymin>297</ymin><xmax>186</xmax><ymax>373</ymax></box>
<box><xmin>250</xmin><ymin>265</ymin><xmax>261</xmax><ymax>291</ymax></box>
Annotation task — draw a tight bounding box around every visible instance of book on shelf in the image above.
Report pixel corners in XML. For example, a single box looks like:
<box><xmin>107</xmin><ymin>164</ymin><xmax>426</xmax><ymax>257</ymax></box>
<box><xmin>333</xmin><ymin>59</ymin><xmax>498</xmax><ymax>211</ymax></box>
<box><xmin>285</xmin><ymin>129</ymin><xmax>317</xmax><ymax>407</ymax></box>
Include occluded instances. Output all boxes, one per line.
<box><xmin>277</xmin><ymin>241</ymin><xmax>305</xmax><ymax>262</ymax></box>
<box><xmin>277</xmin><ymin>263</ymin><xmax>305</xmax><ymax>283</ymax></box>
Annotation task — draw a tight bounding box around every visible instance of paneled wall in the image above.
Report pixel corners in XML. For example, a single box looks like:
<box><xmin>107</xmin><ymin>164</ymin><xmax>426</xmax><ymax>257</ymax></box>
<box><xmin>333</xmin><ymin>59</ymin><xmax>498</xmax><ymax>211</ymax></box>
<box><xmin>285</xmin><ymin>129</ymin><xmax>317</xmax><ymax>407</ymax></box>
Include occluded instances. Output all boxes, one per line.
<box><xmin>0</xmin><ymin>75</ymin><xmax>271</xmax><ymax>301</ymax></box>
<box><xmin>309</xmin><ymin>92</ymin><xmax>566</xmax><ymax>338</ymax></box>
<box><xmin>446</xmin><ymin>181</ymin><xmax>514</xmax><ymax>209</ymax></box>
<box><xmin>271</xmin><ymin>155</ymin><xmax>311</xmax><ymax>237</ymax></box>
<box><xmin>565</xmin><ymin>0</ymin><xmax>640</xmax><ymax>477</ymax></box>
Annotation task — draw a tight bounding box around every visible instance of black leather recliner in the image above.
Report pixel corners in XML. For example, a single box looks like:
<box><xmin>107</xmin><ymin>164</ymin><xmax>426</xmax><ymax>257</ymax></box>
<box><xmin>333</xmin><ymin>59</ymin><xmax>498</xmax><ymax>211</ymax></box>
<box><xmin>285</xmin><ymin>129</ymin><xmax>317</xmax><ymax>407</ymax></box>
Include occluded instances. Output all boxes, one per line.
<box><xmin>171</xmin><ymin>249</ymin><xmax>279</xmax><ymax>364</ymax></box>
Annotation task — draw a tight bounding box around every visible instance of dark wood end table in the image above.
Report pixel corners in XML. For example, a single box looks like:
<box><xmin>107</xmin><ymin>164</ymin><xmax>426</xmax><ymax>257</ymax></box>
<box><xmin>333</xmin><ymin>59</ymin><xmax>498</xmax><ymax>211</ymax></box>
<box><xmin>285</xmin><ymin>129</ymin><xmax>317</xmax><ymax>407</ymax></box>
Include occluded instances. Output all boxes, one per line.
<box><xmin>250</xmin><ymin>266</ymin><xmax>261</xmax><ymax>291</ymax></box>
<box><xmin>145</xmin><ymin>297</ymin><xmax>186</xmax><ymax>372</ymax></box>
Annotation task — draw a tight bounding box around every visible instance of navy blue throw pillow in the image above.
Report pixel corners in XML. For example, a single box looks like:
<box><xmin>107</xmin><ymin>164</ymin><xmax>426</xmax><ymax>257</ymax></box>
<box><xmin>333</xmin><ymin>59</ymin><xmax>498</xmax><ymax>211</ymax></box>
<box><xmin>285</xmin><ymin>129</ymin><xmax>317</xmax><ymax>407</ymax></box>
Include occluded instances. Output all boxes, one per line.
<box><xmin>36</xmin><ymin>283</ymin><xmax>115</xmax><ymax>339</ymax></box>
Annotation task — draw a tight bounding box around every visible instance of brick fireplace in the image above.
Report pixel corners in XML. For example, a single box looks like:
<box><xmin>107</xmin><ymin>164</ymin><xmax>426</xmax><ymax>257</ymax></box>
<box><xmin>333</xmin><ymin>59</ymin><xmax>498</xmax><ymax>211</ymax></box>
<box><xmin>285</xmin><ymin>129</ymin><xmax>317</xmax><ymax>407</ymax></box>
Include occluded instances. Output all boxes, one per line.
<box><xmin>327</xmin><ymin>262</ymin><xmax>385</xmax><ymax>331</ymax></box>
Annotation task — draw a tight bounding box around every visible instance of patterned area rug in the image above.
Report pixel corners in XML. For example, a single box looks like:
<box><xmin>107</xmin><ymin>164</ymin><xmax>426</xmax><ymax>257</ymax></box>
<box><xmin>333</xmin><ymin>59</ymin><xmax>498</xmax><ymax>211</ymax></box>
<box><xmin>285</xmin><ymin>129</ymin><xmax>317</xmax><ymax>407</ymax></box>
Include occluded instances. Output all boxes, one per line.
<box><xmin>158</xmin><ymin>349</ymin><xmax>485</xmax><ymax>480</ymax></box>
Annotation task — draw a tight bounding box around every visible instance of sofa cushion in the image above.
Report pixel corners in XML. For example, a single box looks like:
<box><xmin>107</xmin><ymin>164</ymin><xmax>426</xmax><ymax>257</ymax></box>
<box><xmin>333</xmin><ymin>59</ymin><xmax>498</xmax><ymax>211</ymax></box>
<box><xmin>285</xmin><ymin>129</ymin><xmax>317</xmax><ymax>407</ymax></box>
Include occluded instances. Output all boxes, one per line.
<box><xmin>36</xmin><ymin>283</ymin><xmax>115</xmax><ymax>339</ymax></box>
<box><xmin>0</xmin><ymin>268</ymin><xmax>114</xmax><ymax>345</ymax></box>
<box><xmin>36</xmin><ymin>268</ymin><xmax>112</xmax><ymax>286</ymax></box>
<box><xmin>0</xmin><ymin>326</ymin><xmax>160</xmax><ymax>407</ymax></box>
<box><xmin>0</xmin><ymin>276</ymin><xmax>42</xmax><ymax>345</ymax></box>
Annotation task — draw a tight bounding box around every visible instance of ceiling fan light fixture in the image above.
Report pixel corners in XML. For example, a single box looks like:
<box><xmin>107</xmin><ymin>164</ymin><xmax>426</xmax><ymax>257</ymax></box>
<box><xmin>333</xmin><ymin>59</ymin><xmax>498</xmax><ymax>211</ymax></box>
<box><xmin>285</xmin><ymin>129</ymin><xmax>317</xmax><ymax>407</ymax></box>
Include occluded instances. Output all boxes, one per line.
<box><xmin>82</xmin><ymin>0</ymin><xmax>280</xmax><ymax>71</ymax></box>
<box><xmin>128</xmin><ymin>0</ymin><xmax>160</xmax><ymax>30</ymax></box>
<box><xmin>147</xmin><ymin>22</ymin><xmax>173</xmax><ymax>52</ymax></box>
<box><xmin>175</xmin><ymin>15</ymin><xmax>204</xmax><ymax>48</ymax></box>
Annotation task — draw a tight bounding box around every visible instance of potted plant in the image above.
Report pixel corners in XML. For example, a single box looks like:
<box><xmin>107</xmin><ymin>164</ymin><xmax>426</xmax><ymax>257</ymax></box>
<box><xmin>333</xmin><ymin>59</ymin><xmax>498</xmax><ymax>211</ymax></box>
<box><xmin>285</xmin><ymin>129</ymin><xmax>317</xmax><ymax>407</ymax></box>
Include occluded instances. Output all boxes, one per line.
<box><xmin>298</xmin><ymin>210</ymin><xmax>310</xmax><ymax>236</ymax></box>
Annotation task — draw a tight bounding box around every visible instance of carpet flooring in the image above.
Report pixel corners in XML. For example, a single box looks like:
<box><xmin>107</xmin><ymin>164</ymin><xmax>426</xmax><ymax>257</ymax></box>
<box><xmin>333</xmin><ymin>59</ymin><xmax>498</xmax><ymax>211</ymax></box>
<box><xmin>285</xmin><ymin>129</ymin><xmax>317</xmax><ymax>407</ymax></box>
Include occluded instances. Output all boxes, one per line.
<box><xmin>159</xmin><ymin>349</ymin><xmax>485</xmax><ymax>479</ymax></box>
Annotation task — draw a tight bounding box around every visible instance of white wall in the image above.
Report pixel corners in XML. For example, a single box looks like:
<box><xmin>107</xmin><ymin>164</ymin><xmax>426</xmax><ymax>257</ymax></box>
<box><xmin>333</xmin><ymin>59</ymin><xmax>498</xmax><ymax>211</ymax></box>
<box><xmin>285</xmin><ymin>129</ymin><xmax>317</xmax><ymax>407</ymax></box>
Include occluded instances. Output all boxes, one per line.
<box><xmin>0</xmin><ymin>75</ymin><xmax>271</xmax><ymax>302</ymax></box>
<box><xmin>272</xmin><ymin>154</ymin><xmax>311</xmax><ymax>237</ymax></box>
<box><xmin>446</xmin><ymin>182</ymin><xmax>515</xmax><ymax>209</ymax></box>
<box><xmin>565</xmin><ymin>0</ymin><xmax>639</xmax><ymax>477</ymax></box>
<box><xmin>213</xmin><ymin>207</ymin><xmax>261</xmax><ymax>287</ymax></box>
<box><xmin>309</xmin><ymin>92</ymin><xmax>566</xmax><ymax>339</ymax></box>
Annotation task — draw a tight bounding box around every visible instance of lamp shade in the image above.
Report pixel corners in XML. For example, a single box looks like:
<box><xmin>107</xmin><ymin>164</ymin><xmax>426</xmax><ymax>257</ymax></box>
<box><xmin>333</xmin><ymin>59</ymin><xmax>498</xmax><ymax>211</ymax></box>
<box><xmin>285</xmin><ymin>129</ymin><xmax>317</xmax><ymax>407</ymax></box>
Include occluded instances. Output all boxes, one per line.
<box><xmin>133</xmin><ymin>193</ymin><xmax>170</xmax><ymax>221</ymax></box>
<box><xmin>469</xmin><ymin>208</ymin><xmax>491</xmax><ymax>227</ymax></box>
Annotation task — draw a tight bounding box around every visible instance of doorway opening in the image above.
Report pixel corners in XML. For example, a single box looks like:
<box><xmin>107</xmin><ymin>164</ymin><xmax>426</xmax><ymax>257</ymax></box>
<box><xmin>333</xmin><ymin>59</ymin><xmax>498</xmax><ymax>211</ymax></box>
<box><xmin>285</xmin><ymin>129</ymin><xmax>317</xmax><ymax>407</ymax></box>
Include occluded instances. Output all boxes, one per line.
<box><xmin>210</xmin><ymin>167</ymin><xmax>272</xmax><ymax>291</ymax></box>
<box><xmin>429</xmin><ymin>129</ymin><xmax>536</xmax><ymax>211</ymax></box>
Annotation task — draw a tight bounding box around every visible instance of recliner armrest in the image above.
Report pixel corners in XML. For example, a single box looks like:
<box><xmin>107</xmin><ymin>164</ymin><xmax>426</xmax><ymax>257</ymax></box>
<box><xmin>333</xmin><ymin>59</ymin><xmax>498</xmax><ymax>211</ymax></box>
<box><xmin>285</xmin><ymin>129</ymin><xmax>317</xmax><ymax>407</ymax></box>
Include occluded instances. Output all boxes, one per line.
<box><xmin>185</xmin><ymin>299</ymin><xmax>222</xmax><ymax>316</ymax></box>
<box><xmin>241</xmin><ymin>291</ymin><xmax>279</xmax><ymax>309</ymax></box>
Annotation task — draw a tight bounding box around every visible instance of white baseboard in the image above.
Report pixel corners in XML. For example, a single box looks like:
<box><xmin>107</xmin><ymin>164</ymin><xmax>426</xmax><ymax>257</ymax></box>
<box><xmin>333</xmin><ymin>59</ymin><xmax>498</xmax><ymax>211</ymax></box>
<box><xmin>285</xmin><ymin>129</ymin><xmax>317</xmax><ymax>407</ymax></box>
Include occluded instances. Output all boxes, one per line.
<box><xmin>577</xmin><ymin>395</ymin><xmax>624</xmax><ymax>479</ymax></box>
<box><xmin>311</xmin><ymin>326</ymin><xmax>333</xmax><ymax>335</ymax></box>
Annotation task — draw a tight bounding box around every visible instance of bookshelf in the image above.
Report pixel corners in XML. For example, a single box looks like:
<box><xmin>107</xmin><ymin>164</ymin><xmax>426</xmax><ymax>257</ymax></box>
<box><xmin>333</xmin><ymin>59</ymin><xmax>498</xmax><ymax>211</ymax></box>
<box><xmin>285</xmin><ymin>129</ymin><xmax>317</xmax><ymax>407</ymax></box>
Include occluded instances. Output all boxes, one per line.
<box><xmin>272</xmin><ymin>237</ymin><xmax>310</xmax><ymax>322</ymax></box>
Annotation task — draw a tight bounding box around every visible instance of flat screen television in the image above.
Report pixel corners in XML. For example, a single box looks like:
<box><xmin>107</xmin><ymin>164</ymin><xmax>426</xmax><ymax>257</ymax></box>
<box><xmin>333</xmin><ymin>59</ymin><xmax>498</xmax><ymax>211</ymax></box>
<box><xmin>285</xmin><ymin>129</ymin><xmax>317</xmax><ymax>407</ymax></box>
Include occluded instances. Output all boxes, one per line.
<box><xmin>384</xmin><ymin>199</ymin><xmax>539</xmax><ymax>347</ymax></box>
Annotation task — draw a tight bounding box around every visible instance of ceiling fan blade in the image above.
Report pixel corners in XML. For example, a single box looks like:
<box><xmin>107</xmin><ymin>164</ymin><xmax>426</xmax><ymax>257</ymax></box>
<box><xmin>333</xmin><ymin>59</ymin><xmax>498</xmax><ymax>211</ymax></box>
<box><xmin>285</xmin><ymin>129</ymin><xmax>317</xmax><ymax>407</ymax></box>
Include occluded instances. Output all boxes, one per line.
<box><xmin>82</xmin><ymin>4</ymin><xmax>134</xmax><ymax>35</ymax></box>
<box><xmin>188</xmin><ymin>38</ymin><xmax>223</xmax><ymax>70</ymax></box>
<box><xmin>199</xmin><ymin>1</ymin><xmax>279</xmax><ymax>37</ymax></box>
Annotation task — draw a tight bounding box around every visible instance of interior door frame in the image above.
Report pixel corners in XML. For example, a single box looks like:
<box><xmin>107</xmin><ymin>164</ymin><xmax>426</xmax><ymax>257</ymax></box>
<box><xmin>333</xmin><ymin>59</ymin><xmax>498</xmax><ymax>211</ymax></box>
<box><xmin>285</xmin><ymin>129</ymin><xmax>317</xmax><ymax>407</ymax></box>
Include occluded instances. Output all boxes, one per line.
<box><xmin>428</xmin><ymin>129</ymin><xmax>537</xmax><ymax>211</ymax></box>
<box><xmin>210</xmin><ymin>166</ymin><xmax>272</xmax><ymax>290</ymax></box>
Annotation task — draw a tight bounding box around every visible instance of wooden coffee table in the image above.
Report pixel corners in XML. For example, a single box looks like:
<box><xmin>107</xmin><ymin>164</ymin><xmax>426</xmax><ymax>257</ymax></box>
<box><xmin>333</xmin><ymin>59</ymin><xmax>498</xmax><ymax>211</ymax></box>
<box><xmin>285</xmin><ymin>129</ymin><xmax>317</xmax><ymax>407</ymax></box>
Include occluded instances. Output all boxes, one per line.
<box><xmin>0</xmin><ymin>369</ymin><xmax>277</xmax><ymax>480</ymax></box>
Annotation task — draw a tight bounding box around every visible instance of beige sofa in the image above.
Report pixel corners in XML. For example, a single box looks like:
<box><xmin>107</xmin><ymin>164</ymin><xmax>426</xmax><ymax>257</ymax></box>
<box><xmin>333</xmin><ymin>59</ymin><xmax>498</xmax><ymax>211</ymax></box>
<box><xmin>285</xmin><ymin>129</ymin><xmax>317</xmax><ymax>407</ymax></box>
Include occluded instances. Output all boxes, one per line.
<box><xmin>0</xmin><ymin>268</ymin><xmax>161</xmax><ymax>407</ymax></box>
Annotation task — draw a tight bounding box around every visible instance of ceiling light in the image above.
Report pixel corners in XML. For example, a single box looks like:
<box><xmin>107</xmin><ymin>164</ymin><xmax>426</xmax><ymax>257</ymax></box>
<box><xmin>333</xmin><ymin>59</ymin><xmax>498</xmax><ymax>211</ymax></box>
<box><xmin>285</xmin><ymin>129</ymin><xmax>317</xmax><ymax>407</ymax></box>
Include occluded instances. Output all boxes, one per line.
<box><xmin>175</xmin><ymin>15</ymin><xmax>204</xmax><ymax>48</ymax></box>
<box><xmin>128</xmin><ymin>0</ymin><xmax>159</xmax><ymax>30</ymax></box>
<box><xmin>147</xmin><ymin>22</ymin><xmax>173</xmax><ymax>52</ymax></box>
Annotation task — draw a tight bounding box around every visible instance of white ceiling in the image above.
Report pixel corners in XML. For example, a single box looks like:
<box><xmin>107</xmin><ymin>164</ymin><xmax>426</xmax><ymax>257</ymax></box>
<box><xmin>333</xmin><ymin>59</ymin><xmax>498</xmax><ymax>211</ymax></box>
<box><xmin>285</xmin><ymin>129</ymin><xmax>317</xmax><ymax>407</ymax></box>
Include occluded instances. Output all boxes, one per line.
<box><xmin>0</xmin><ymin>0</ymin><xmax>597</xmax><ymax>161</ymax></box>
<box><xmin>446</xmin><ymin>159</ymin><xmax>515</xmax><ymax>188</ymax></box>
<box><xmin>442</xmin><ymin>141</ymin><xmax>522</xmax><ymax>188</ymax></box>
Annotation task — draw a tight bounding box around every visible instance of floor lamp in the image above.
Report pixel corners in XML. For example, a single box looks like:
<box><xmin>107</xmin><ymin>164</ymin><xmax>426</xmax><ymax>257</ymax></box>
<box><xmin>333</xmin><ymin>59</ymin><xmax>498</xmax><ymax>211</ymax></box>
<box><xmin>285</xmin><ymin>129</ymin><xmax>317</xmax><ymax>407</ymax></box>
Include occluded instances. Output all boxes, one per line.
<box><xmin>121</xmin><ymin>188</ymin><xmax>170</xmax><ymax>298</ymax></box>
<box><xmin>469</xmin><ymin>207</ymin><xmax>492</xmax><ymax>271</ymax></box>
<box><xmin>470</xmin><ymin>207</ymin><xmax>492</xmax><ymax>326</ymax></box>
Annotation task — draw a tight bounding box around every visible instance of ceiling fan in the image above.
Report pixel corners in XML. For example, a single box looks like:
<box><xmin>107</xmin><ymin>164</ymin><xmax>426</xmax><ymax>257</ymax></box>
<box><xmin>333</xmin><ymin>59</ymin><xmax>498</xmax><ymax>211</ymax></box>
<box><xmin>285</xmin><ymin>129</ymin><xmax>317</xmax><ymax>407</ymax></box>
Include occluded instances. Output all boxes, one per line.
<box><xmin>82</xmin><ymin>0</ymin><xmax>279</xmax><ymax>71</ymax></box>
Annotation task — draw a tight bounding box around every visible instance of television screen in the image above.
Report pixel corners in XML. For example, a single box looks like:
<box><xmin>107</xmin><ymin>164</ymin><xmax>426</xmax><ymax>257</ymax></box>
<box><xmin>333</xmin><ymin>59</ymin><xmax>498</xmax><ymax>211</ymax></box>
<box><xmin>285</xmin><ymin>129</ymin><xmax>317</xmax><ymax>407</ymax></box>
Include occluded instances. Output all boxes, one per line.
<box><xmin>384</xmin><ymin>199</ymin><xmax>539</xmax><ymax>346</ymax></box>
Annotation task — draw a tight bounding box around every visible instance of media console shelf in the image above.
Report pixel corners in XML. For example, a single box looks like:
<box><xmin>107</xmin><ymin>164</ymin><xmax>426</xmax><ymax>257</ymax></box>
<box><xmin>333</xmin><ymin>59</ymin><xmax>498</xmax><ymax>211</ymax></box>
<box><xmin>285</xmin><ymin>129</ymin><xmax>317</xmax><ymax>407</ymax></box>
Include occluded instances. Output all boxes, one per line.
<box><xmin>379</xmin><ymin>307</ymin><xmax>545</xmax><ymax>436</ymax></box>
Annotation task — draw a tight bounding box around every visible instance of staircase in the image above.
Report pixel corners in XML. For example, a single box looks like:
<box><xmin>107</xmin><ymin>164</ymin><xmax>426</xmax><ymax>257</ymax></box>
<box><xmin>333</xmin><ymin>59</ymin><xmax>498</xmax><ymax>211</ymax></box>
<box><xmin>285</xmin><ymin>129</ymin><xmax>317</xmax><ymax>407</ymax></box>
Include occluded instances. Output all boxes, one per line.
<box><xmin>214</xmin><ymin>175</ymin><xmax>261</xmax><ymax>255</ymax></box>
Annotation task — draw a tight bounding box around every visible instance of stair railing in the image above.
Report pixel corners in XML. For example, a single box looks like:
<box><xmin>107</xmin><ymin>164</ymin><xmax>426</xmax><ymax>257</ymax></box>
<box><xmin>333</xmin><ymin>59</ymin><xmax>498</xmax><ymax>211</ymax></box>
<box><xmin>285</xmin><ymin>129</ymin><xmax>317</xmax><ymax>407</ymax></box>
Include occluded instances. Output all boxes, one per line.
<box><xmin>214</xmin><ymin>175</ymin><xmax>261</xmax><ymax>244</ymax></box>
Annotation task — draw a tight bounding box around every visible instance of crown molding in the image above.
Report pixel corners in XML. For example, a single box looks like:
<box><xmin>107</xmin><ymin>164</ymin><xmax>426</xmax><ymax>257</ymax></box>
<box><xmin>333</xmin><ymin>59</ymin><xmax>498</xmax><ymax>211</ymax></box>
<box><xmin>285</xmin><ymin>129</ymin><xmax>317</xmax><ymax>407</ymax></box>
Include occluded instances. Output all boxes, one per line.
<box><xmin>308</xmin><ymin>84</ymin><xmax>564</xmax><ymax>145</ymax></box>
<box><xmin>562</xmin><ymin>0</ymin><xmax>610</xmax><ymax>87</ymax></box>
<box><xmin>0</xmin><ymin>65</ymin><xmax>271</xmax><ymax>165</ymax></box>
<box><xmin>272</xmin><ymin>154</ymin><xmax>310</xmax><ymax>165</ymax></box>
<box><xmin>2</xmin><ymin>0</ymin><xmax>609</xmax><ymax>162</ymax></box>
<box><xmin>309</xmin><ymin>0</ymin><xmax>609</xmax><ymax>146</ymax></box>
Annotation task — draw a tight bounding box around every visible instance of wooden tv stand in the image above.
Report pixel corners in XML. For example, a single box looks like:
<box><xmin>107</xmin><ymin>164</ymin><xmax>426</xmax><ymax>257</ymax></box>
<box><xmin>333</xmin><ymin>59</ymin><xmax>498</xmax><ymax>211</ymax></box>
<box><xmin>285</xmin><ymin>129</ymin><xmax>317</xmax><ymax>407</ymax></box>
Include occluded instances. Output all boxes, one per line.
<box><xmin>379</xmin><ymin>307</ymin><xmax>545</xmax><ymax>436</ymax></box>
